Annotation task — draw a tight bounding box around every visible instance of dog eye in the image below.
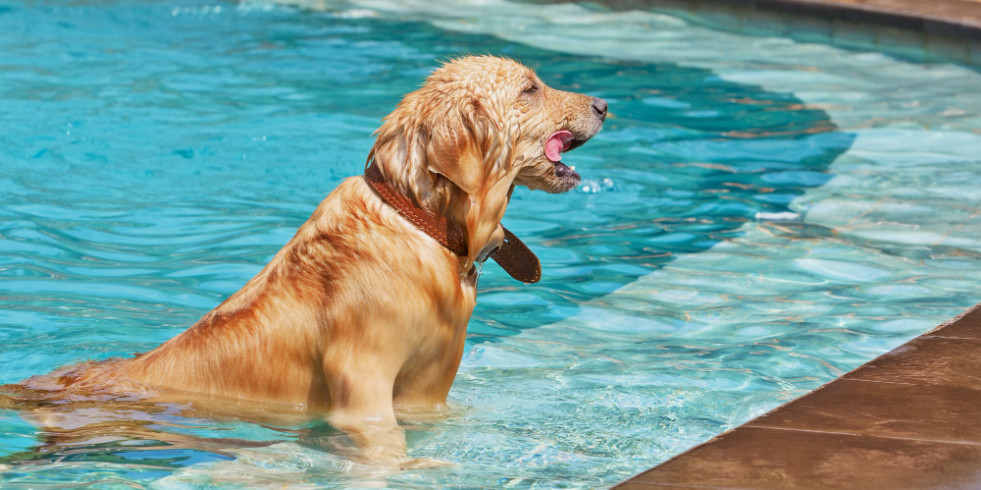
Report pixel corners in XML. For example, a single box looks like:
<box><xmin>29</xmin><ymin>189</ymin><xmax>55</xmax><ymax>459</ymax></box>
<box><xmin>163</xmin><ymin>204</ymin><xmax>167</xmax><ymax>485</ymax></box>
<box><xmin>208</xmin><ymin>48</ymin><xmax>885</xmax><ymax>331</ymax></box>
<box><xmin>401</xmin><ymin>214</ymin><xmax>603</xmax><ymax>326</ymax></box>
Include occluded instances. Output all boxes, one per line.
<box><xmin>522</xmin><ymin>84</ymin><xmax>539</xmax><ymax>96</ymax></box>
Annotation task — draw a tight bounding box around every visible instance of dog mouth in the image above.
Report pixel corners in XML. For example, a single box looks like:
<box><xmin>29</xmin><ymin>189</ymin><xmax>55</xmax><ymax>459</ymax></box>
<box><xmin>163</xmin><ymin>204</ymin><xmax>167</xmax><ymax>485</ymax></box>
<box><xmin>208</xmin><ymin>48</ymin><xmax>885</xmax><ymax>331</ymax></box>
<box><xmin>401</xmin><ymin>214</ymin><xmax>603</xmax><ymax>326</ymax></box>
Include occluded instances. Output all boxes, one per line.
<box><xmin>544</xmin><ymin>130</ymin><xmax>587</xmax><ymax>180</ymax></box>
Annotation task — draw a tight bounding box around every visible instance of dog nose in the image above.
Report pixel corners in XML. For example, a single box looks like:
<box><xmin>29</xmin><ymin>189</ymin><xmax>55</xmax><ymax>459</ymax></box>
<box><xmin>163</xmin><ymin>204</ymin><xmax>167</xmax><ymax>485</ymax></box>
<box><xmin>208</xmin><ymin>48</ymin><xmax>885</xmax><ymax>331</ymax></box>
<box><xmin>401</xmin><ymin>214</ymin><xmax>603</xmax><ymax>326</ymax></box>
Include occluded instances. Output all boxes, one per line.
<box><xmin>591</xmin><ymin>97</ymin><xmax>608</xmax><ymax>119</ymax></box>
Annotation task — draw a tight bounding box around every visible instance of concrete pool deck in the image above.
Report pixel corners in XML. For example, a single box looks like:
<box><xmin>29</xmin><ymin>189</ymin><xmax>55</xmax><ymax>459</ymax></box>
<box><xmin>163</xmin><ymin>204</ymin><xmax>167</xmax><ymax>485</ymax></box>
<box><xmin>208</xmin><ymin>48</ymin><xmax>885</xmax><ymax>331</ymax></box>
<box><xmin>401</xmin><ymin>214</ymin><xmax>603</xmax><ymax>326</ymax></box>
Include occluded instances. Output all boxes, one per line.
<box><xmin>612</xmin><ymin>0</ymin><xmax>981</xmax><ymax>488</ymax></box>
<box><xmin>605</xmin><ymin>0</ymin><xmax>981</xmax><ymax>65</ymax></box>
<box><xmin>700</xmin><ymin>0</ymin><xmax>981</xmax><ymax>33</ymax></box>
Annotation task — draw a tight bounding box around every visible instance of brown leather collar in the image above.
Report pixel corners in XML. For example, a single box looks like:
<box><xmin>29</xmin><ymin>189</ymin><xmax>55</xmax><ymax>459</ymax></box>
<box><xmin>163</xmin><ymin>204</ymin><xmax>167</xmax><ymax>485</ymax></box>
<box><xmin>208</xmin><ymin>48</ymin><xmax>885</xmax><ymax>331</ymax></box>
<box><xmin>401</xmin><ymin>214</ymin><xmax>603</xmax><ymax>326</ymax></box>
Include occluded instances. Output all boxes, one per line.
<box><xmin>364</xmin><ymin>163</ymin><xmax>541</xmax><ymax>284</ymax></box>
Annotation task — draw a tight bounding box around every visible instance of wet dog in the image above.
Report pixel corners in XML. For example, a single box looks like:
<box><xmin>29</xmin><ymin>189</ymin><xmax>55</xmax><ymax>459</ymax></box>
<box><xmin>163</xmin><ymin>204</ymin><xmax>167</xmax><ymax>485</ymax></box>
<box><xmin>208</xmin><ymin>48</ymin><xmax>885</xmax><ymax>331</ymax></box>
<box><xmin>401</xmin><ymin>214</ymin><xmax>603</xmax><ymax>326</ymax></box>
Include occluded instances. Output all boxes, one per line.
<box><xmin>8</xmin><ymin>55</ymin><xmax>606</xmax><ymax>466</ymax></box>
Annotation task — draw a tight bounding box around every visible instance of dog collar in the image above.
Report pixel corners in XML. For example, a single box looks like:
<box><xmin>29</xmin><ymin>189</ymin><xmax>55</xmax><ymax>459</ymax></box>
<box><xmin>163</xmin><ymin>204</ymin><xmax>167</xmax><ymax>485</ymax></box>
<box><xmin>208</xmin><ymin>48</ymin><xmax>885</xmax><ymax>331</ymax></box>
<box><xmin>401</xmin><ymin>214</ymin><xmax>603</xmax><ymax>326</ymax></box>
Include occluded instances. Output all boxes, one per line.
<box><xmin>364</xmin><ymin>163</ymin><xmax>541</xmax><ymax>284</ymax></box>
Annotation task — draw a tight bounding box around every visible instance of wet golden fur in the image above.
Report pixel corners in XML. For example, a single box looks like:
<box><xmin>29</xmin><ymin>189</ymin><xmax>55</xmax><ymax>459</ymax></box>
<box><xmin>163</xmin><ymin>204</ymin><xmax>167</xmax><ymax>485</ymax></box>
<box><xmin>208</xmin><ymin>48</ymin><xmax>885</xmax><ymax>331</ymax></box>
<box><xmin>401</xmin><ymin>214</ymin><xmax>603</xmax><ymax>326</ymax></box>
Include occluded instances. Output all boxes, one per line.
<box><xmin>9</xmin><ymin>56</ymin><xmax>605</xmax><ymax>466</ymax></box>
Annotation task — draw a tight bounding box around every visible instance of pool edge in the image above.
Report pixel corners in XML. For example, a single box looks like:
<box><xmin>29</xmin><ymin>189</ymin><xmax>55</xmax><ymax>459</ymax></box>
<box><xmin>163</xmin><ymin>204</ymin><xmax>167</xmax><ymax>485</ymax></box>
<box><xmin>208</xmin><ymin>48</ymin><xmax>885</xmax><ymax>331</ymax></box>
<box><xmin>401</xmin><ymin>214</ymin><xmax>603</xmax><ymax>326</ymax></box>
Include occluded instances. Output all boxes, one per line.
<box><xmin>614</xmin><ymin>300</ymin><xmax>981</xmax><ymax>488</ymax></box>
<box><xmin>592</xmin><ymin>0</ymin><xmax>981</xmax><ymax>65</ymax></box>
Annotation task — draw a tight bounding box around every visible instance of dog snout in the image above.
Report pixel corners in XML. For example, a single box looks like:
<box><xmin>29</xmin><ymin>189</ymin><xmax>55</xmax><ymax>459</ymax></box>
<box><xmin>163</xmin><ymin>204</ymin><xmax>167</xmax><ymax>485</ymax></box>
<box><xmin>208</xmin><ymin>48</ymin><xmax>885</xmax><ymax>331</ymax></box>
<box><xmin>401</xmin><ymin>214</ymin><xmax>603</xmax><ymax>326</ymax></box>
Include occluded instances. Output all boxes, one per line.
<box><xmin>591</xmin><ymin>97</ymin><xmax>608</xmax><ymax>120</ymax></box>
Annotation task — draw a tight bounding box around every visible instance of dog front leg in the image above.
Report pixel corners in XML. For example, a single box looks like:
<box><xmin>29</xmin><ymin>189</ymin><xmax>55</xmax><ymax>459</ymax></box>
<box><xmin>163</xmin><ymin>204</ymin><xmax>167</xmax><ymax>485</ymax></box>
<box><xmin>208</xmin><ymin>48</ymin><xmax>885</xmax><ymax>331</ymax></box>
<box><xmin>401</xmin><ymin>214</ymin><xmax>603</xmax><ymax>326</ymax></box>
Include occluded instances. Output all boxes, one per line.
<box><xmin>323</xmin><ymin>359</ymin><xmax>408</xmax><ymax>466</ymax></box>
<box><xmin>328</xmin><ymin>410</ymin><xmax>407</xmax><ymax>466</ymax></box>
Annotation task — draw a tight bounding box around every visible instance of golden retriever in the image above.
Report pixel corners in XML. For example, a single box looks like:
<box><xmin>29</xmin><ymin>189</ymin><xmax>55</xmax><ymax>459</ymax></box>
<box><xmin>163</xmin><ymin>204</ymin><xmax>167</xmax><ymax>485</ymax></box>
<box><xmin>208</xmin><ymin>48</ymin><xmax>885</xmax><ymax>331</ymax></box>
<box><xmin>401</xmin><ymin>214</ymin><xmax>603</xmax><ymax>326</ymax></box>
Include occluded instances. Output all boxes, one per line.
<box><xmin>8</xmin><ymin>55</ymin><xmax>606</xmax><ymax>466</ymax></box>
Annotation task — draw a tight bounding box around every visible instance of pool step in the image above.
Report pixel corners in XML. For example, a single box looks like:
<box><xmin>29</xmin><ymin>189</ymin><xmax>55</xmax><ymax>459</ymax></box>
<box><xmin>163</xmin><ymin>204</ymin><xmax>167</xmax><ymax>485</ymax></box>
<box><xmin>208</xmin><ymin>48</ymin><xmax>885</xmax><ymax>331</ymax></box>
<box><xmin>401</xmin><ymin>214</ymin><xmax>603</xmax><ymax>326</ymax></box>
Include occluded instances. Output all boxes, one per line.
<box><xmin>616</xmin><ymin>301</ymin><xmax>981</xmax><ymax>489</ymax></box>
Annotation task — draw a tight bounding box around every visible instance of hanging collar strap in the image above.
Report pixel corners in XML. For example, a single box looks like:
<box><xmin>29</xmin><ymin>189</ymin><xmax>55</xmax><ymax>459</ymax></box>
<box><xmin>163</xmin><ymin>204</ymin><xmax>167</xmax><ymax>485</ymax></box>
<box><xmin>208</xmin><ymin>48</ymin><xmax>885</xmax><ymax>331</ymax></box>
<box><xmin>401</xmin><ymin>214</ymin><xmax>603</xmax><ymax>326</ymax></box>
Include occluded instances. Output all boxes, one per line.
<box><xmin>364</xmin><ymin>163</ymin><xmax>541</xmax><ymax>284</ymax></box>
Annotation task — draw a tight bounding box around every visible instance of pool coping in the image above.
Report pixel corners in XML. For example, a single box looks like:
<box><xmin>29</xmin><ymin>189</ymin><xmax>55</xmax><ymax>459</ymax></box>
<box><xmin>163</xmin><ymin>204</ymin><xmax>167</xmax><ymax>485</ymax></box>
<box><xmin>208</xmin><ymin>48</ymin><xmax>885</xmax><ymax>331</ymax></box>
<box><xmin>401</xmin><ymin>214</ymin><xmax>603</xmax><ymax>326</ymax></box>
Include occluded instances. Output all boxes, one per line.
<box><xmin>597</xmin><ymin>0</ymin><xmax>981</xmax><ymax>65</ymax></box>
<box><xmin>615</xmin><ymin>300</ymin><xmax>981</xmax><ymax>488</ymax></box>
<box><xmin>708</xmin><ymin>0</ymin><xmax>981</xmax><ymax>36</ymax></box>
<box><xmin>625</xmin><ymin>0</ymin><xmax>981</xmax><ymax>35</ymax></box>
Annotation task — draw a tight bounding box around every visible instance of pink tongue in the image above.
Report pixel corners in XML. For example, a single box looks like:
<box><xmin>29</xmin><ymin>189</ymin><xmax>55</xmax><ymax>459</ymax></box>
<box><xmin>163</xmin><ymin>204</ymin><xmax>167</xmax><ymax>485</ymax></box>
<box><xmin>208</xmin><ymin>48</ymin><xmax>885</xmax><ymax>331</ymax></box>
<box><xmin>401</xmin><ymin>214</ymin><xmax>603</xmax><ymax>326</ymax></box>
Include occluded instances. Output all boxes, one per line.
<box><xmin>545</xmin><ymin>130</ymin><xmax>574</xmax><ymax>162</ymax></box>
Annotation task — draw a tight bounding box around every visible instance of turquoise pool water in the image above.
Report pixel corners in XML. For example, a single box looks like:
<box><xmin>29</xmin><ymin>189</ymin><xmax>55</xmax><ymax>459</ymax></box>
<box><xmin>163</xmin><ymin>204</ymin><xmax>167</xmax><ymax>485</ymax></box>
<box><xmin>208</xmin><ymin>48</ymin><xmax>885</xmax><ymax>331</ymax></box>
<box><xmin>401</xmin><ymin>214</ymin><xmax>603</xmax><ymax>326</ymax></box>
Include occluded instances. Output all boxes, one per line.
<box><xmin>3</xmin><ymin>0</ymin><xmax>981</xmax><ymax>487</ymax></box>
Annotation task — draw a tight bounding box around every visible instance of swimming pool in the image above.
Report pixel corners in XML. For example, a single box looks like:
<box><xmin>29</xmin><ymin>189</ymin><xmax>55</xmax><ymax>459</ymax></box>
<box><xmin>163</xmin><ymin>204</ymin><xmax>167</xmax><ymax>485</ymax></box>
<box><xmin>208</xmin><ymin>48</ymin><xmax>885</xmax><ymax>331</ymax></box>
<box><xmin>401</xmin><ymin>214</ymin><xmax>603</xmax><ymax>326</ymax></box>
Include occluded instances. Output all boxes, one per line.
<box><xmin>2</xmin><ymin>0</ymin><xmax>981</xmax><ymax>487</ymax></box>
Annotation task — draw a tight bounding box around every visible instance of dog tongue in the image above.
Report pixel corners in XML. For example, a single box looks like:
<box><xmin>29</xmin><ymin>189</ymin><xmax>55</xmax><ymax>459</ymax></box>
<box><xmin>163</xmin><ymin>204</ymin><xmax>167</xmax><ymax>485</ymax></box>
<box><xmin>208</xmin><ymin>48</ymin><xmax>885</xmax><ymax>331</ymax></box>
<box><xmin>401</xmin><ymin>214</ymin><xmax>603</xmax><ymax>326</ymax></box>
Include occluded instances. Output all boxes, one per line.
<box><xmin>545</xmin><ymin>130</ymin><xmax>574</xmax><ymax>162</ymax></box>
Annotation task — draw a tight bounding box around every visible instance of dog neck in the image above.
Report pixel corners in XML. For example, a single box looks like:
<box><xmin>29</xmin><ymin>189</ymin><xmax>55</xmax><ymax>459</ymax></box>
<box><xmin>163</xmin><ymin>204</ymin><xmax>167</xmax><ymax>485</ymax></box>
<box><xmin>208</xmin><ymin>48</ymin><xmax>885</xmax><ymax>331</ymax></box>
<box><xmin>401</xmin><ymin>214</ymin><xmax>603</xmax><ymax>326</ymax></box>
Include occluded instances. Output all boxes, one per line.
<box><xmin>364</xmin><ymin>163</ymin><xmax>540</xmax><ymax>284</ymax></box>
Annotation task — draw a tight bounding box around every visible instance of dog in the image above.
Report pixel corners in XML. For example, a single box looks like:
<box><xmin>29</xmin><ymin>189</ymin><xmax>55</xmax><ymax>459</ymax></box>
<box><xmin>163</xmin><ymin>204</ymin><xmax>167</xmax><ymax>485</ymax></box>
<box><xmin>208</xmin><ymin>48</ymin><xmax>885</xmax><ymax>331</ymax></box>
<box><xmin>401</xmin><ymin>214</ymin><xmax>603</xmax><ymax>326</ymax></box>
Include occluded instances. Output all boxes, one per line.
<box><xmin>9</xmin><ymin>55</ymin><xmax>606</xmax><ymax>466</ymax></box>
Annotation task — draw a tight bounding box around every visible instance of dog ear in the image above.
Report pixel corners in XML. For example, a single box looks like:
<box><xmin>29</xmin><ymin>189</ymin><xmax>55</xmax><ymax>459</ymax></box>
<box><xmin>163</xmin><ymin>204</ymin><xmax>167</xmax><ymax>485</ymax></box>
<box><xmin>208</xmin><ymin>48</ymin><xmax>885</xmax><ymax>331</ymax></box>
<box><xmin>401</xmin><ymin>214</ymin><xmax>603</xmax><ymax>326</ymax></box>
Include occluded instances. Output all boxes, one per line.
<box><xmin>425</xmin><ymin>98</ymin><xmax>517</xmax><ymax>266</ymax></box>
<box><xmin>425</xmin><ymin>98</ymin><xmax>494</xmax><ymax>197</ymax></box>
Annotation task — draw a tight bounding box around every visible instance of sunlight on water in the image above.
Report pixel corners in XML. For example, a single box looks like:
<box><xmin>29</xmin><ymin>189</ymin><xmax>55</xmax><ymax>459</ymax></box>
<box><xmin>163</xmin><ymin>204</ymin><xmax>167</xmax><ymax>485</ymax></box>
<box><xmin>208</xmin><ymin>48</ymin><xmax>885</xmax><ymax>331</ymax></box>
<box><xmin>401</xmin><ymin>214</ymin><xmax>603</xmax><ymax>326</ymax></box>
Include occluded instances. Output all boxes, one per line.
<box><xmin>2</xmin><ymin>0</ymin><xmax>981</xmax><ymax>487</ymax></box>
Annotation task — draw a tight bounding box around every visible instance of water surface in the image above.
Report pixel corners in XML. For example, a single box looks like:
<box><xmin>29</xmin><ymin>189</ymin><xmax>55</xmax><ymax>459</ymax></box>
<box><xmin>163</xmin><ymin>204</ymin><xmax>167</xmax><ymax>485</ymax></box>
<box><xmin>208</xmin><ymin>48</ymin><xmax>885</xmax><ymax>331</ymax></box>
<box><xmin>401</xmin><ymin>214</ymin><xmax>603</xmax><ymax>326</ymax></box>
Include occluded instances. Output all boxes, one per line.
<box><xmin>2</xmin><ymin>0</ymin><xmax>981</xmax><ymax>487</ymax></box>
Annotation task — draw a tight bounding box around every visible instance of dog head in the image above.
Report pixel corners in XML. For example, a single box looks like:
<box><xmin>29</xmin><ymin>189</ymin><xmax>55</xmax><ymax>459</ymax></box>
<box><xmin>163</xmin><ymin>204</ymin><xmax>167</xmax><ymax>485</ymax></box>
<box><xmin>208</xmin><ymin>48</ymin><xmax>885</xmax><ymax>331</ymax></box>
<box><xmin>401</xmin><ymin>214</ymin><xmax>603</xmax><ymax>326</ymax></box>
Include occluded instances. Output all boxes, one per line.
<box><xmin>369</xmin><ymin>56</ymin><xmax>606</xmax><ymax>263</ymax></box>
